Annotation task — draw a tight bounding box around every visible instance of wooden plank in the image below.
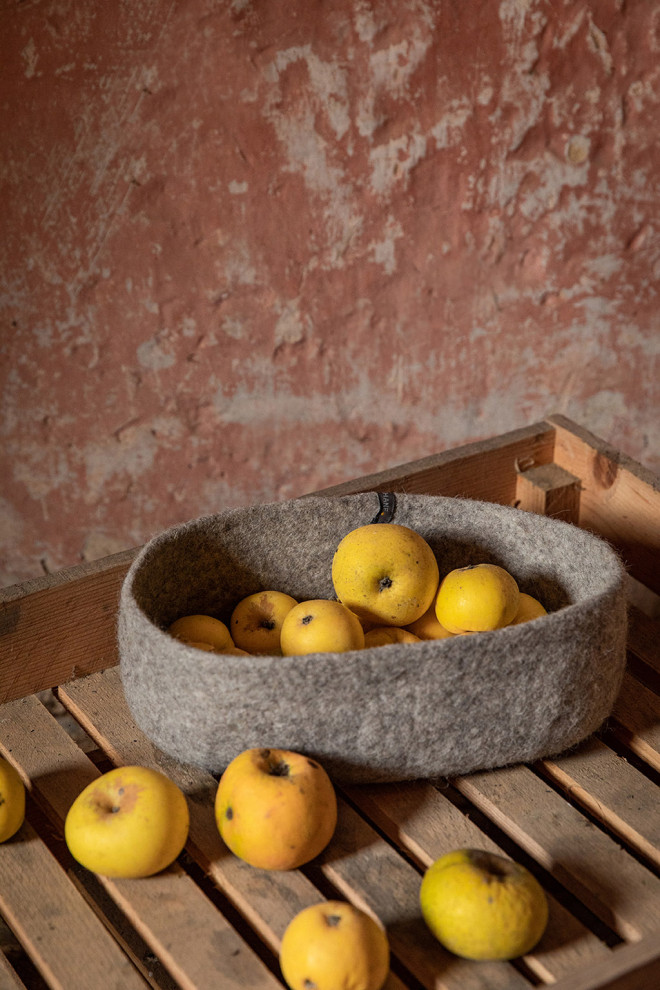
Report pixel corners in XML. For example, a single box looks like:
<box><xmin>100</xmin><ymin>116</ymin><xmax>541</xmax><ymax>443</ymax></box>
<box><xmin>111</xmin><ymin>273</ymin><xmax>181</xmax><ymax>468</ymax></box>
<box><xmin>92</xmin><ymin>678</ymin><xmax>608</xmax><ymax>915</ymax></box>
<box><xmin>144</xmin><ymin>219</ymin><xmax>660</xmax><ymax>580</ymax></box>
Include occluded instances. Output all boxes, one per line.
<box><xmin>319</xmin><ymin>798</ymin><xmax>531</xmax><ymax>990</ymax></box>
<box><xmin>344</xmin><ymin>780</ymin><xmax>612</xmax><ymax>985</ymax></box>
<box><xmin>0</xmin><ymin>820</ymin><xmax>147</xmax><ymax>990</ymax></box>
<box><xmin>537</xmin><ymin>737</ymin><xmax>660</xmax><ymax>869</ymax></box>
<box><xmin>549</xmin><ymin>415</ymin><xmax>660</xmax><ymax>594</ymax></box>
<box><xmin>0</xmin><ymin>551</ymin><xmax>136</xmax><ymax>704</ymax></box>
<box><xmin>312</xmin><ymin>422</ymin><xmax>556</xmax><ymax>506</ymax></box>
<box><xmin>552</xmin><ymin>935</ymin><xmax>660</xmax><ymax>990</ymax></box>
<box><xmin>453</xmin><ymin>764</ymin><xmax>660</xmax><ymax>942</ymax></box>
<box><xmin>610</xmin><ymin>670</ymin><xmax>660</xmax><ymax>773</ymax></box>
<box><xmin>0</xmin><ymin>696</ymin><xmax>283</xmax><ymax>990</ymax></box>
<box><xmin>62</xmin><ymin>867</ymin><xmax>181</xmax><ymax>990</ymax></box>
<box><xmin>56</xmin><ymin>670</ymin><xmax>407</xmax><ymax>990</ymax></box>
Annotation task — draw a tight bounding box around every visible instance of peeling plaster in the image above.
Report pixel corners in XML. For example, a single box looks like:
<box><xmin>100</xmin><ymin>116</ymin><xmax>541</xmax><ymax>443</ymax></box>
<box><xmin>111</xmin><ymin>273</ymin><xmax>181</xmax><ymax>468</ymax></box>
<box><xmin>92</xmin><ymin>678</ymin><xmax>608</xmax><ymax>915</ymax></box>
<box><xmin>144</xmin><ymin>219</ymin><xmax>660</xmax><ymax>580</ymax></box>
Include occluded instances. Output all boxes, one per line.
<box><xmin>1</xmin><ymin>0</ymin><xmax>659</xmax><ymax>585</ymax></box>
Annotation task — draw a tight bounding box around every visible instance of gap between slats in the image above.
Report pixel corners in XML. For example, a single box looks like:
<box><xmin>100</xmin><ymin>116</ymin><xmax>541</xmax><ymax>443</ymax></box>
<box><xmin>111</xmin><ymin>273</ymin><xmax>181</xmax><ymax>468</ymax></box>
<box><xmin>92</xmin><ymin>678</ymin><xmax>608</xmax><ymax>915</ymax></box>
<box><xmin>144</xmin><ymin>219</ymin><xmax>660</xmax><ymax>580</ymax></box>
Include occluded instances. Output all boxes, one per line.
<box><xmin>534</xmin><ymin>737</ymin><xmax>660</xmax><ymax>870</ymax></box>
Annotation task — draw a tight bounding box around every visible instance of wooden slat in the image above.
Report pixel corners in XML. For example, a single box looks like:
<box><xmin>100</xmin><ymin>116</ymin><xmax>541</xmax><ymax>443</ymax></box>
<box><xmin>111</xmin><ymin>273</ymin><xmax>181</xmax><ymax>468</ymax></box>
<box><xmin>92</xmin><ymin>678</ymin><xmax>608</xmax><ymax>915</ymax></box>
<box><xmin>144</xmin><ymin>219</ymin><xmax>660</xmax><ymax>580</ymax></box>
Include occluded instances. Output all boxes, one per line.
<box><xmin>549</xmin><ymin>415</ymin><xmax>660</xmax><ymax>594</ymax></box>
<box><xmin>344</xmin><ymin>780</ymin><xmax>612</xmax><ymax>985</ymax></box>
<box><xmin>55</xmin><ymin>670</ymin><xmax>409</xmax><ymax>990</ymax></box>
<box><xmin>610</xmin><ymin>671</ymin><xmax>660</xmax><ymax>773</ymax></box>
<box><xmin>537</xmin><ymin>737</ymin><xmax>660</xmax><ymax>869</ymax></box>
<box><xmin>552</xmin><ymin>935</ymin><xmax>660</xmax><ymax>990</ymax></box>
<box><xmin>0</xmin><ymin>820</ymin><xmax>147</xmax><ymax>990</ymax></box>
<box><xmin>0</xmin><ymin>697</ymin><xmax>282</xmax><ymax>990</ymax></box>
<box><xmin>313</xmin><ymin>422</ymin><xmax>556</xmax><ymax>506</ymax></box>
<box><xmin>453</xmin><ymin>764</ymin><xmax>660</xmax><ymax>942</ymax></box>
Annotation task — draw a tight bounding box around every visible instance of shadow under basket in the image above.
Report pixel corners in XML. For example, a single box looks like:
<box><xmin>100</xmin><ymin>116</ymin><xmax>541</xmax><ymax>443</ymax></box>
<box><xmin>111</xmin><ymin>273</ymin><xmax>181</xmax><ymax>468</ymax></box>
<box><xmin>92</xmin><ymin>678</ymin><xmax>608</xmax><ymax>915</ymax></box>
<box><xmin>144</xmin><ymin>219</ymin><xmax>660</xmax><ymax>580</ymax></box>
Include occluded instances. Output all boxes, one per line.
<box><xmin>118</xmin><ymin>492</ymin><xmax>628</xmax><ymax>784</ymax></box>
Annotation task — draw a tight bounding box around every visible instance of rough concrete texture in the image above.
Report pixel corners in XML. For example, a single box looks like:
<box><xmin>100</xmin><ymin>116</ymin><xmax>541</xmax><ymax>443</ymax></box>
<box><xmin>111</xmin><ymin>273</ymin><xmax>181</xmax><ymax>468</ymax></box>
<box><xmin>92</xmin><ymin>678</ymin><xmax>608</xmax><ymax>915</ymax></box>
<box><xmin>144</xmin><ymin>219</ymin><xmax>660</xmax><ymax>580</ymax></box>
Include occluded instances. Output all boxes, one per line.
<box><xmin>1</xmin><ymin>0</ymin><xmax>659</xmax><ymax>586</ymax></box>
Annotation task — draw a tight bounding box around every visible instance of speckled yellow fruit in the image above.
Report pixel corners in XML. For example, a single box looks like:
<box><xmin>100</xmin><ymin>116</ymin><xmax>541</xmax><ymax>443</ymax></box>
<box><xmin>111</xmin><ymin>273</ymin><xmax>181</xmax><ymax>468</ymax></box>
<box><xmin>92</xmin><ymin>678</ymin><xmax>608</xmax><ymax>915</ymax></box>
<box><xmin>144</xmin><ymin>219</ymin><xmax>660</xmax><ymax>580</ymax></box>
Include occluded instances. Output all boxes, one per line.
<box><xmin>405</xmin><ymin>602</ymin><xmax>456</xmax><ymax>640</ymax></box>
<box><xmin>332</xmin><ymin>523</ymin><xmax>439</xmax><ymax>627</ymax></box>
<box><xmin>280</xmin><ymin>600</ymin><xmax>365</xmax><ymax>655</ymax></box>
<box><xmin>364</xmin><ymin>626</ymin><xmax>421</xmax><ymax>648</ymax></box>
<box><xmin>420</xmin><ymin>848</ymin><xmax>549</xmax><ymax>960</ymax></box>
<box><xmin>230</xmin><ymin>590</ymin><xmax>299</xmax><ymax>655</ymax></box>
<box><xmin>215</xmin><ymin>748</ymin><xmax>337</xmax><ymax>870</ymax></box>
<box><xmin>168</xmin><ymin>614</ymin><xmax>234</xmax><ymax>651</ymax></box>
<box><xmin>508</xmin><ymin>593</ymin><xmax>547</xmax><ymax>625</ymax></box>
<box><xmin>64</xmin><ymin>766</ymin><xmax>190</xmax><ymax>878</ymax></box>
<box><xmin>435</xmin><ymin>564</ymin><xmax>520</xmax><ymax>632</ymax></box>
<box><xmin>280</xmin><ymin>901</ymin><xmax>390</xmax><ymax>990</ymax></box>
<box><xmin>0</xmin><ymin>757</ymin><xmax>25</xmax><ymax>843</ymax></box>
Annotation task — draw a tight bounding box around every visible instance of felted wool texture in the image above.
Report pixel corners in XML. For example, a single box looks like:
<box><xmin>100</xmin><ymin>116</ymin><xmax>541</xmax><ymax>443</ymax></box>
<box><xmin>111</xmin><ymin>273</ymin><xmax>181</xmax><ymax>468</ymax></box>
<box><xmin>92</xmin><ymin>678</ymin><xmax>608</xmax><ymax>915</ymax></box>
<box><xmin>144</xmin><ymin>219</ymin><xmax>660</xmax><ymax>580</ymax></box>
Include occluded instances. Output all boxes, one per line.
<box><xmin>118</xmin><ymin>492</ymin><xmax>628</xmax><ymax>784</ymax></box>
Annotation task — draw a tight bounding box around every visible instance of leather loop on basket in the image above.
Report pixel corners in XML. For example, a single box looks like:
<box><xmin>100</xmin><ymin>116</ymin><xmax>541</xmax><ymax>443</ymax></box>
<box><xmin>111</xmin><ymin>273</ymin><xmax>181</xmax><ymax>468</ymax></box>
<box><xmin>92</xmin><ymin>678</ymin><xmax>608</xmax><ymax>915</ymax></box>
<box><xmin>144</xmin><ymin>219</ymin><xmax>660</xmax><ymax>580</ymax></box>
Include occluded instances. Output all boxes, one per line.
<box><xmin>370</xmin><ymin>492</ymin><xmax>397</xmax><ymax>524</ymax></box>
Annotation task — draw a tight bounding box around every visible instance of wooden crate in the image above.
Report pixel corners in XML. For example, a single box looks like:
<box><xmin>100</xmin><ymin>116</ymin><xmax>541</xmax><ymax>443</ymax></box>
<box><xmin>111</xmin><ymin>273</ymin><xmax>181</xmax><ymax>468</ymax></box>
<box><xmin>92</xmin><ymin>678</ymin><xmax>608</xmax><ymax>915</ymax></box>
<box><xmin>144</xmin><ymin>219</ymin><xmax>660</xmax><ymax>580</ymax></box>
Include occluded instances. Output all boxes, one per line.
<box><xmin>1</xmin><ymin>413</ymin><xmax>659</xmax><ymax>990</ymax></box>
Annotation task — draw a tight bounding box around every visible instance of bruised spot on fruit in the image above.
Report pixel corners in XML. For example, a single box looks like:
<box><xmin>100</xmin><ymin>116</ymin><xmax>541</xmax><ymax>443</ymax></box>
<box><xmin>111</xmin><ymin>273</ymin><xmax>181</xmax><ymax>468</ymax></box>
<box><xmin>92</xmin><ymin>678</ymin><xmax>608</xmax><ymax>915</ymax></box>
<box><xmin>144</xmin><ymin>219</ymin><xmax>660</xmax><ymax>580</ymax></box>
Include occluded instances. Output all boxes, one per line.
<box><xmin>379</xmin><ymin>576</ymin><xmax>393</xmax><ymax>592</ymax></box>
<box><xmin>225</xmin><ymin>806</ymin><xmax>233</xmax><ymax>820</ymax></box>
<box><xmin>301</xmin><ymin>614</ymin><xmax>314</xmax><ymax>625</ymax></box>
<box><xmin>303</xmin><ymin>980</ymin><xmax>317</xmax><ymax>989</ymax></box>
<box><xmin>325</xmin><ymin>913</ymin><xmax>342</xmax><ymax>927</ymax></box>
<box><xmin>470</xmin><ymin>848</ymin><xmax>514</xmax><ymax>881</ymax></box>
<box><xmin>267</xmin><ymin>759</ymin><xmax>290</xmax><ymax>777</ymax></box>
<box><xmin>259</xmin><ymin>619</ymin><xmax>276</xmax><ymax>630</ymax></box>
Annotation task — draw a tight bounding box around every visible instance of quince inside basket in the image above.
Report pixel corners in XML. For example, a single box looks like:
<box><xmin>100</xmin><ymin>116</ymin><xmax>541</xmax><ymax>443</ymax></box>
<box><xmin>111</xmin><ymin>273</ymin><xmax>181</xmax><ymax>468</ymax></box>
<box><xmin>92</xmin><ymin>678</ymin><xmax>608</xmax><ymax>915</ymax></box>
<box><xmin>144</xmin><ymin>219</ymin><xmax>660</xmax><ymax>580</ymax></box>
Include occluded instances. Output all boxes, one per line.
<box><xmin>118</xmin><ymin>492</ymin><xmax>627</xmax><ymax>784</ymax></box>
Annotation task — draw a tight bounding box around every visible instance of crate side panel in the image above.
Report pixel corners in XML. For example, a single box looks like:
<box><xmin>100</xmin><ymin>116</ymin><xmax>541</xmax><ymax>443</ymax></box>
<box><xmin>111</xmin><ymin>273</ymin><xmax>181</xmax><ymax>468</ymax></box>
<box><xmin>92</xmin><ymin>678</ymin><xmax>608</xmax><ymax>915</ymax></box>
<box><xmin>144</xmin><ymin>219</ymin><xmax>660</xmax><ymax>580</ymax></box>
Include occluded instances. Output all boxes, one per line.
<box><xmin>313</xmin><ymin>423</ymin><xmax>556</xmax><ymax>504</ymax></box>
<box><xmin>0</xmin><ymin>559</ymin><xmax>131</xmax><ymax>704</ymax></box>
<box><xmin>550</xmin><ymin>418</ymin><xmax>660</xmax><ymax>594</ymax></box>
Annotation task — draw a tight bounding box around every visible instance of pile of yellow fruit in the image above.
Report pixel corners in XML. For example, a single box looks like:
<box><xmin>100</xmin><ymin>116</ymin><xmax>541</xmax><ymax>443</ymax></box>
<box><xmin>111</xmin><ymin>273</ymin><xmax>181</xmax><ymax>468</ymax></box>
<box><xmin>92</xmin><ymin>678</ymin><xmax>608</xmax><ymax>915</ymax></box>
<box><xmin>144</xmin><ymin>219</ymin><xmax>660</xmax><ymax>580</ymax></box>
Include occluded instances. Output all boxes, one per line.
<box><xmin>167</xmin><ymin>521</ymin><xmax>548</xmax><ymax>658</ymax></box>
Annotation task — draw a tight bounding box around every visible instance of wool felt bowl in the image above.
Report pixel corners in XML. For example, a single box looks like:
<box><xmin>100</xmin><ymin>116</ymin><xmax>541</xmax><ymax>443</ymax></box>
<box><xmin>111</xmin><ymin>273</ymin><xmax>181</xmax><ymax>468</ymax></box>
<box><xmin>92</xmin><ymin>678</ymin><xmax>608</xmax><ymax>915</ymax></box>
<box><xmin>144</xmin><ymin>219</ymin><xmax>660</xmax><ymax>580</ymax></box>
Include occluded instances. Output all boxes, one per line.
<box><xmin>118</xmin><ymin>492</ymin><xmax>628</xmax><ymax>784</ymax></box>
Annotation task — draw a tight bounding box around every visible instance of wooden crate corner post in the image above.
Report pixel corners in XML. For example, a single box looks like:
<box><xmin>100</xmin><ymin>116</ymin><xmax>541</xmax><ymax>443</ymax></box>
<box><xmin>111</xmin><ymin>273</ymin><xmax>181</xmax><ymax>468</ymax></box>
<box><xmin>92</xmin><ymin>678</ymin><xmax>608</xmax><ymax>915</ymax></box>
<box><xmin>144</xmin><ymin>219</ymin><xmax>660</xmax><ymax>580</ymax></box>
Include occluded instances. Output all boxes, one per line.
<box><xmin>515</xmin><ymin>461</ymin><xmax>582</xmax><ymax>524</ymax></box>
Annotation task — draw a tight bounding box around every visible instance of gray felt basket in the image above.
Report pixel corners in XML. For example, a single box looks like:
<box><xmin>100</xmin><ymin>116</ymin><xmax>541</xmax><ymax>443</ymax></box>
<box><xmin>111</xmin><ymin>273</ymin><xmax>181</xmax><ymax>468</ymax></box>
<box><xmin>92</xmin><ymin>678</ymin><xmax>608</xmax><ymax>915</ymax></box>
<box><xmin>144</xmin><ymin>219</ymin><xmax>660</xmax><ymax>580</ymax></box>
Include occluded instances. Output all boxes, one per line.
<box><xmin>118</xmin><ymin>492</ymin><xmax>628</xmax><ymax>784</ymax></box>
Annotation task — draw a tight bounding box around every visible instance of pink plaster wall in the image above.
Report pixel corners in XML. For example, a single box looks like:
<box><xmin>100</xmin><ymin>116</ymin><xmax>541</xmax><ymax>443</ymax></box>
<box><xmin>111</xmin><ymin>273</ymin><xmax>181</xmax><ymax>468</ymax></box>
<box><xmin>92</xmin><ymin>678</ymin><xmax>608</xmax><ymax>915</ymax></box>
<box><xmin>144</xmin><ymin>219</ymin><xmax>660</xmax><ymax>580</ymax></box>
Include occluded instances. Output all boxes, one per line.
<box><xmin>1</xmin><ymin>0</ymin><xmax>659</xmax><ymax>586</ymax></box>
